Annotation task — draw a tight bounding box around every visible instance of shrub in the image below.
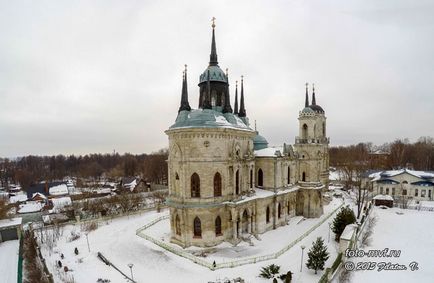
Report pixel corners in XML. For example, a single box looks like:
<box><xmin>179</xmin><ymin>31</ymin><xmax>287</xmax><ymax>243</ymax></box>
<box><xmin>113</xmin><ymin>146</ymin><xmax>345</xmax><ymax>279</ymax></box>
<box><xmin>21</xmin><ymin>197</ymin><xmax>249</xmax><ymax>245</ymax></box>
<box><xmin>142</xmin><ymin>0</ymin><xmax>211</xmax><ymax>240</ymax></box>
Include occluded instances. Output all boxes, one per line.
<box><xmin>259</xmin><ymin>264</ymin><xmax>280</xmax><ymax>279</ymax></box>
<box><xmin>332</xmin><ymin>206</ymin><xmax>356</xmax><ymax>241</ymax></box>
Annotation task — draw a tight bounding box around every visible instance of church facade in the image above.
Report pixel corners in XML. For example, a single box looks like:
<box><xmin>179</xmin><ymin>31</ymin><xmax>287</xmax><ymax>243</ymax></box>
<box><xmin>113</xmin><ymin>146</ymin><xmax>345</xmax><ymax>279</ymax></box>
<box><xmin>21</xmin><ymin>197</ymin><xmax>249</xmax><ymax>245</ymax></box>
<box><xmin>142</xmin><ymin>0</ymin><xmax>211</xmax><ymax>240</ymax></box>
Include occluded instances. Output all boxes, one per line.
<box><xmin>165</xmin><ymin>22</ymin><xmax>329</xmax><ymax>248</ymax></box>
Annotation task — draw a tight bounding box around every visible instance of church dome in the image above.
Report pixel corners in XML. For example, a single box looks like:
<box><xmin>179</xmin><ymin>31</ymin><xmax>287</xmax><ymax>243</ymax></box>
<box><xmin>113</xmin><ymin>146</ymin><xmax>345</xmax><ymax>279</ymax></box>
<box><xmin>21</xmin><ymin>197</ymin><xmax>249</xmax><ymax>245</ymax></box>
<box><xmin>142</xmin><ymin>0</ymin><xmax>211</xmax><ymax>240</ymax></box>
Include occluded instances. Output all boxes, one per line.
<box><xmin>301</xmin><ymin>106</ymin><xmax>314</xmax><ymax>114</ymax></box>
<box><xmin>253</xmin><ymin>132</ymin><xmax>269</xmax><ymax>150</ymax></box>
<box><xmin>309</xmin><ymin>104</ymin><xmax>324</xmax><ymax>113</ymax></box>
<box><xmin>199</xmin><ymin>65</ymin><xmax>228</xmax><ymax>84</ymax></box>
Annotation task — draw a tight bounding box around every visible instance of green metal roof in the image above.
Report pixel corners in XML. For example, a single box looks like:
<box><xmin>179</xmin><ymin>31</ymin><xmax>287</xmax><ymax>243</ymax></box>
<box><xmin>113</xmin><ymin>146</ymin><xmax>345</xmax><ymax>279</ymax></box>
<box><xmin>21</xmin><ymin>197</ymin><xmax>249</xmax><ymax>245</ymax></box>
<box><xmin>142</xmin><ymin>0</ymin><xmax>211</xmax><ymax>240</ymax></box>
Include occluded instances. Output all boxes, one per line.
<box><xmin>169</xmin><ymin>109</ymin><xmax>253</xmax><ymax>131</ymax></box>
<box><xmin>199</xmin><ymin>65</ymin><xmax>228</xmax><ymax>84</ymax></box>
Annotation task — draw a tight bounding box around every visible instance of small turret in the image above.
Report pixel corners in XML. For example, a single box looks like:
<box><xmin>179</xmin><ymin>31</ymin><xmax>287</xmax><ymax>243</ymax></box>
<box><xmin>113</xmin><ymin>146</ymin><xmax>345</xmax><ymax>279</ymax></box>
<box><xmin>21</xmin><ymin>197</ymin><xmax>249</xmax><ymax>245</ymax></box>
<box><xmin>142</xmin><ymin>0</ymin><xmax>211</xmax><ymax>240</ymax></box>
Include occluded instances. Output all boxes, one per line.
<box><xmin>234</xmin><ymin>81</ymin><xmax>239</xmax><ymax>115</ymax></box>
<box><xmin>238</xmin><ymin>76</ymin><xmax>246</xmax><ymax>117</ymax></box>
<box><xmin>178</xmin><ymin>65</ymin><xmax>191</xmax><ymax>112</ymax></box>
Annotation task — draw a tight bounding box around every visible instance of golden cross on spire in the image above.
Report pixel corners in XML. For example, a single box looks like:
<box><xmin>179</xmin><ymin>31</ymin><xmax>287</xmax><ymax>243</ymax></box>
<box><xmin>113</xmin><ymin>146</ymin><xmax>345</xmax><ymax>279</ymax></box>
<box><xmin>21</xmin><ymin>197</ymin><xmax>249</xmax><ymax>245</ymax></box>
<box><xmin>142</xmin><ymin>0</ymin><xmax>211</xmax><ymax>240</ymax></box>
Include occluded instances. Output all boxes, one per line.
<box><xmin>184</xmin><ymin>64</ymin><xmax>187</xmax><ymax>73</ymax></box>
<box><xmin>211</xmin><ymin>17</ymin><xmax>216</xmax><ymax>28</ymax></box>
<box><xmin>305</xmin><ymin>82</ymin><xmax>309</xmax><ymax>88</ymax></box>
<box><xmin>241</xmin><ymin>75</ymin><xmax>244</xmax><ymax>81</ymax></box>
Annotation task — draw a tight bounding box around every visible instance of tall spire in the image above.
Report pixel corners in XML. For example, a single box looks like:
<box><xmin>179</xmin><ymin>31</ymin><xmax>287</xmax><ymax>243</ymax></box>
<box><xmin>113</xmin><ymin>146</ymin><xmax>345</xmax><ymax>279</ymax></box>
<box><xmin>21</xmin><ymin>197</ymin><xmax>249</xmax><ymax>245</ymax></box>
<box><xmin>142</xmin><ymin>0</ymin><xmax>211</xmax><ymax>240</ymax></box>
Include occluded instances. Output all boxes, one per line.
<box><xmin>178</xmin><ymin>65</ymin><xmax>191</xmax><ymax>112</ymax></box>
<box><xmin>304</xmin><ymin>82</ymin><xmax>309</xmax><ymax>107</ymax></box>
<box><xmin>234</xmin><ymin>80</ymin><xmax>239</xmax><ymax>114</ymax></box>
<box><xmin>209</xmin><ymin>17</ymin><xmax>218</xmax><ymax>66</ymax></box>
<box><xmin>222</xmin><ymin>68</ymin><xmax>233</xmax><ymax>113</ymax></box>
<box><xmin>203</xmin><ymin>69</ymin><xmax>212</xmax><ymax>109</ymax></box>
<box><xmin>238</xmin><ymin>76</ymin><xmax>246</xmax><ymax>117</ymax></box>
<box><xmin>312</xmin><ymin>83</ymin><xmax>316</xmax><ymax>105</ymax></box>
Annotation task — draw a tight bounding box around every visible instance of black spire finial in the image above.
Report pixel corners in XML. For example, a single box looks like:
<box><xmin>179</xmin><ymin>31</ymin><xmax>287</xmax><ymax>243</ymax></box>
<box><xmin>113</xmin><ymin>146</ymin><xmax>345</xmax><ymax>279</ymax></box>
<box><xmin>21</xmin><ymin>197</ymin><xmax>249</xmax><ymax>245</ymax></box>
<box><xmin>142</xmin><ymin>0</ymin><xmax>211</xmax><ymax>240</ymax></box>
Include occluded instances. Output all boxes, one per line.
<box><xmin>234</xmin><ymin>80</ymin><xmax>239</xmax><ymax>114</ymax></box>
<box><xmin>312</xmin><ymin>83</ymin><xmax>316</xmax><ymax>105</ymax></box>
<box><xmin>178</xmin><ymin>65</ymin><xmax>191</xmax><ymax>112</ymax></box>
<box><xmin>239</xmin><ymin>76</ymin><xmax>246</xmax><ymax>117</ymax></box>
<box><xmin>203</xmin><ymin>69</ymin><xmax>212</xmax><ymax>109</ymax></box>
<box><xmin>222</xmin><ymin>68</ymin><xmax>233</xmax><ymax>113</ymax></box>
<box><xmin>304</xmin><ymin>82</ymin><xmax>309</xmax><ymax>107</ymax></box>
<box><xmin>209</xmin><ymin>17</ymin><xmax>218</xmax><ymax>66</ymax></box>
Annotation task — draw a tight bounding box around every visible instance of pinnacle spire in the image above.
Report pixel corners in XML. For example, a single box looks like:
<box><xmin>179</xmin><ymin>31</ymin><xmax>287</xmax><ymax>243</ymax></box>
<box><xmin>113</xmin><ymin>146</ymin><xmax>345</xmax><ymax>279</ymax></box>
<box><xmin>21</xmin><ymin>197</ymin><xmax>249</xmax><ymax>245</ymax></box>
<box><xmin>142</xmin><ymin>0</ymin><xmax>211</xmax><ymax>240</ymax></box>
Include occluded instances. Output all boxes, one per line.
<box><xmin>234</xmin><ymin>80</ymin><xmax>239</xmax><ymax>114</ymax></box>
<box><xmin>312</xmin><ymin>83</ymin><xmax>316</xmax><ymax>105</ymax></box>
<box><xmin>209</xmin><ymin>17</ymin><xmax>218</xmax><ymax>66</ymax></box>
<box><xmin>178</xmin><ymin>65</ymin><xmax>191</xmax><ymax>112</ymax></box>
<box><xmin>222</xmin><ymin>68</ymin><xmax>233</xmax><ymax>113</ymax></box>
<box><xmin>238</xmin><ymin>76</ymin><xmax>246</xmax><ymax>117</ymax></box>
<box><xmin>304</xmin><ymin>82</ymin><xmax>309</xmax><ymax>108</ymax></box>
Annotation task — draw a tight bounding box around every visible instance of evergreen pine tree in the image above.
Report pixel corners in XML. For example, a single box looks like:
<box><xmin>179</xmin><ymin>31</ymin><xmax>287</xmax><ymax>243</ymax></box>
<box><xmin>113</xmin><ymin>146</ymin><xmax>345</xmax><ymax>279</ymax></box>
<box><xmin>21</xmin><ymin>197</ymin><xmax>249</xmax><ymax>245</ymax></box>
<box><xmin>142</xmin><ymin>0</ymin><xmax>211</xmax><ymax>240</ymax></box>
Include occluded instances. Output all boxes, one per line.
<box><xmin>332</xmin><ymin>206</ymin><xmax>356</xmax><ymax>241</ymax></box>
<box><xmin>306</xmin><ymin>237</ymin><xmax>329</xmax><ymax>274</ymax></box>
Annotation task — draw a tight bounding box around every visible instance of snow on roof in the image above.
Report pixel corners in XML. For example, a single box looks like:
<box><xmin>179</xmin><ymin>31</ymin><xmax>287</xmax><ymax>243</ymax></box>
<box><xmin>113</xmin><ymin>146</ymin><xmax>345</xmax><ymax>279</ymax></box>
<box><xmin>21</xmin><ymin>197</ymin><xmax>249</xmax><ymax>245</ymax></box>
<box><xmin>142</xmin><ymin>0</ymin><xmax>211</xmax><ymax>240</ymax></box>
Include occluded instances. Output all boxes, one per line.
<box><xmin>51</xmin><ymin>197</ymin><xmax>72</xmax><ymax>212</ymax></box>
<box><xmin>373</xmin><ymin>194</ymin><xmax>394</xmax><ymax>201</ymax></box>
<box><xmin>169</xmin><ymin>109</ymin><xmax>254</xmax><ymax>132</ymax></box>
<box><xmin>9</xmin><ymin>194</ymin><xmax>28</xmax><ymax>203</ymax></box>
<box><xmin>340</xmin><ymin>224</ymin><xmax>358</xmax><ymax>241</ymax></box>
<box><xmin>32</xmin><ymin>192</ymin><xmax>47</xmax><ymax>199</ymax></box>
<box><xmin>49</xmin><ymin>184</ymin><xmax>68</xmax><ymax>196</ymax></box>
<box><xmin>18</xmin><ymin>201</ymin><xmax>43</xmax><ymax>213</ymax></box>
<box><xmin>254</xmin><ymin>146</ymin><xmax>283</xmax><ymax>157</ymax></box>
<box><xmin>371</xmin><ymin>169</ymin><xmax>434</xmax><ymax>181</ymax></box>
<box><xmin>0</xmin><ymin>217</ymin><xmax>22</xmax><ymax>229</ymax></box>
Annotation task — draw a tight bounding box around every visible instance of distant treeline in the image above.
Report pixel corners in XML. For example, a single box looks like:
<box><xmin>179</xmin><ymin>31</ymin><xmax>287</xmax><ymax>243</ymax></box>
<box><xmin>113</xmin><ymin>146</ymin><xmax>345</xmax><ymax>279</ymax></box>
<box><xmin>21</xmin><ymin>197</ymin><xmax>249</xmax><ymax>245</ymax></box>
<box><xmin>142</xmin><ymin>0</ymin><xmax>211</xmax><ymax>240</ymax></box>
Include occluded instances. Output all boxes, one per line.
<box><xmin>0</xmin><ymin>149</ymin><xmax>168</xmax><ymax>189</ymax></box>
<box><xmin>330</xmin><ymin>136</ymin><xmax>434</xmax><ymax>171</ymax></box>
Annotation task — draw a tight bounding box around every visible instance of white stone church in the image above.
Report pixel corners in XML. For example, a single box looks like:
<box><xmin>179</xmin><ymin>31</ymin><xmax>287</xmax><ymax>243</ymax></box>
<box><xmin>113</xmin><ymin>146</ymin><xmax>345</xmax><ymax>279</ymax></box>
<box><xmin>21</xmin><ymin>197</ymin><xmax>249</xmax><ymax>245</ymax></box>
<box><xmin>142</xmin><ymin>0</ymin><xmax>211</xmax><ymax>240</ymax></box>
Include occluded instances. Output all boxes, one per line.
<box><xmin>165</xmin><ymin>22</ymin><xmax>330</xmax><ymax>248</ymax></box>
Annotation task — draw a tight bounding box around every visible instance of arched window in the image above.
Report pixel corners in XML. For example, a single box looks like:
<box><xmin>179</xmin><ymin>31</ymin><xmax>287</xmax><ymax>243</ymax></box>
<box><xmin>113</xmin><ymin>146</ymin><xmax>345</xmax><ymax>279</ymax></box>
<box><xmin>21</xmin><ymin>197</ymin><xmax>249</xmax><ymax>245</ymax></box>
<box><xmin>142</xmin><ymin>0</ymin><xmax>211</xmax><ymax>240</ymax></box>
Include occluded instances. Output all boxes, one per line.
<box><xmin>302</xmin><ymin>172</ymin><xmax>306</xmax><ymax>182</ymax></box>
<box><xmin>287</xmin><ymin>201</ymin><xmax>290</xmax><ymax>214</ymax></box>
<box><xmin>193</xmin><ymin>217</ymin><xmax>201</xmax><ymax>237</ymax></box>
<box><xmin>302</xmin><ymin>124</ymin><xmax>308</xmax><ymax>139</ymax></box>
<box><xmin>415</xmin><ymin>189</ymin><xmax>418</xmax><ymax>197</ymax></box>
<box><xmin>235</xmin><ymin>170</ymin><xmax>240</xmax><ymax>194</ymax></box>
<box><xmin>191</xmin><ymin>173</ymin><xmax>200</xmax><ymax>198</ymax></box>
<box><xmin>175</xmin><ymin>214</ymin><xmax>181</xmax><ymax>236</ymax></box>
<box><xmin>258</xmin><ymin>169</ymin><xmax>264</xmax><ymax>186</ymax></box>
<box><xmin>250</xmin><ymin>169</ymin><xmax>253</xmax><ymax>188</ymax></box>
<box><xmin>278</xmin><ymin>203</ymin><xmax>281</xmax><ymax>218</ymax></box>
<box><xmin>402</xmin><ymin>189</ymin><xmax>407</xmax><ymax>196</ymax></box>
<box><xmin>214</xmin><ymin>172</ymin><xmax>222</xmax><ymax>197</ymax></box>
<box><xmin>322</xmin><ymin>122</ymin><xmax>326</xmax><ymax>136</ymax></box>
<box><xmin>287</xmin><ymin>166</ymin><xmax>290</xmax><ymax>184</ymax></box>
<box><xmin>215</xmin><ymin>216</ymin><xmax>222</xmax><ymax>236</ymax></box>
<box><xmin>266</xmin><ymin>206</ymin><xmax>270</xmax><ymax>223</ymax></box>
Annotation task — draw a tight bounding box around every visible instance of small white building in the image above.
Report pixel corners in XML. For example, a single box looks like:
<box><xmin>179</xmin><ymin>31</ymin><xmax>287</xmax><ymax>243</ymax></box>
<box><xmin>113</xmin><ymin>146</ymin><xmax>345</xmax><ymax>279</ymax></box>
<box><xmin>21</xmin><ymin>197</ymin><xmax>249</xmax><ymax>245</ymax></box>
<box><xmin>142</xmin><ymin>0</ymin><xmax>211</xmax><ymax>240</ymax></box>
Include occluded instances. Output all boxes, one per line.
<box><xmin>0</xmin><ymin>218</ymin><xmax>22</xmax><ymax>242</ymax></box>
<box><xmin>369</xmin><ymin>169</ymin><xmax>434</xmax><ymax>202</ymax></box>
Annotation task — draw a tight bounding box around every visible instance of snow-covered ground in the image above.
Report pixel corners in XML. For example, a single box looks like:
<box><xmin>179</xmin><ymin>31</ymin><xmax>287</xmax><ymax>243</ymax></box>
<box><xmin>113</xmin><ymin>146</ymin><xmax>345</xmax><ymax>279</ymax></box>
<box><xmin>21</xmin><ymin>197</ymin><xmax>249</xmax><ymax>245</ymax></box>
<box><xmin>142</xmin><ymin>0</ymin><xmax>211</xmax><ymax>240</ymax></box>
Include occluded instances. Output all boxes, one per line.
<box><xmin>0</xmin><ymin>240</ymin><xmax>19</xmax><ymax>283</ymax></box>
<box><xmin>351</xmin><ymin>207</ymin><xmax>434</xmax><ymax>283</ymax></box>
<box><xmin>38</xmin><ymin>198</ymin><xmax>344</xmax><ymax>283</ymax></box>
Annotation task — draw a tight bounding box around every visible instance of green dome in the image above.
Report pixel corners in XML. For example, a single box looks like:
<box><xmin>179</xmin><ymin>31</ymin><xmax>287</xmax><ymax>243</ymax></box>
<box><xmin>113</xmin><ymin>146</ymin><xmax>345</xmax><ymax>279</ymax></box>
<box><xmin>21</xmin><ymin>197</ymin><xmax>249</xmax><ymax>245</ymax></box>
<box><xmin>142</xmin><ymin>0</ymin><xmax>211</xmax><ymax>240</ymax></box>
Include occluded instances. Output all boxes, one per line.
<box><xmin>170</xmin><ymin>109</ymin><xmax>252</xmax><ymax>131</ymax></box>
<box><xmin>199</xmin><ymin>65</ymin><xmax>228</xmax><ymax>84</ymax></box>
<box><xmin>253</xmin><ymin>132</ymin><xmax>269</xmax><ymax>150</ymax></box>
<box><xmin>301</xmin><ymin>107</ymin><xmax>314</xmax><ymax>114</ymax></box>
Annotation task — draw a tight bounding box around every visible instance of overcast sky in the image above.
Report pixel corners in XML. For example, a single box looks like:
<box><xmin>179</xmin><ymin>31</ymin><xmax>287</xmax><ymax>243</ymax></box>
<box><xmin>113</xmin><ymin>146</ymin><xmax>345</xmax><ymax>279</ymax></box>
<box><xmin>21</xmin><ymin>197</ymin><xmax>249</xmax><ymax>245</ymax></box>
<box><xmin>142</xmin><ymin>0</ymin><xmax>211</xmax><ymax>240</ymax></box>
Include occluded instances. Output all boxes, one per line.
<box><xmin>1</xmin><ymin>0</ymin><xmax>433</xmax><ymax>157</ymax></box>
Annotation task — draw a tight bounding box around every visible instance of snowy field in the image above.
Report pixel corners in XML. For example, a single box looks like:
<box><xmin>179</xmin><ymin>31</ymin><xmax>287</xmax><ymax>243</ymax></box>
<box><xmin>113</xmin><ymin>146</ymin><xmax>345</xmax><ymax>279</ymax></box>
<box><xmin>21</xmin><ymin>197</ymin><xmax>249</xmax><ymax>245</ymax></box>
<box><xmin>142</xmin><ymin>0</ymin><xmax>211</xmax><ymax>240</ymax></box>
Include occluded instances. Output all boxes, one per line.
<box><xmin>0</xmin><ymin>240</ymin><xmax>19</xmax><ymax>283</ymax></box>
<box><xmin>351</xmin><ymin>207</ymin><xmax>434</xmax><ymax>283</ymax></box>
<box><xmin>38</xmin><ymin>198</ymin><xmax>345</xmax><ymax>283</ymax></box>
